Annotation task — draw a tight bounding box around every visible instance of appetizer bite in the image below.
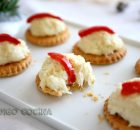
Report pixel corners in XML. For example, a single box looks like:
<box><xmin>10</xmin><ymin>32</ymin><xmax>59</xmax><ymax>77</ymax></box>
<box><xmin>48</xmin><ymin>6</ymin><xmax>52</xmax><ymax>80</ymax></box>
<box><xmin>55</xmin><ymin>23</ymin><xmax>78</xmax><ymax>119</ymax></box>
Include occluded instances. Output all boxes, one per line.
<box><xmin>73</xmin><ymin>26</ymin><xmax>127</xmax><ymax>65</ymax></box>
<box><xmin>0</xmin><ymin>34</ymin><xmax>31</xmax><ymax>77</ymax></box>
<box><xmin>104</xmin><ymin>78</ymin><xmax>140</xmax><ymax>130</ymax></box>
<box><xmin>25</xmin><ymin>13</ymin><xmax>69</xmax><ymax>47</ymax></box>
<box><xmin>36</xmin><ymin>52</ymin><xmax>95</xmax><ymax>96</ymax></box>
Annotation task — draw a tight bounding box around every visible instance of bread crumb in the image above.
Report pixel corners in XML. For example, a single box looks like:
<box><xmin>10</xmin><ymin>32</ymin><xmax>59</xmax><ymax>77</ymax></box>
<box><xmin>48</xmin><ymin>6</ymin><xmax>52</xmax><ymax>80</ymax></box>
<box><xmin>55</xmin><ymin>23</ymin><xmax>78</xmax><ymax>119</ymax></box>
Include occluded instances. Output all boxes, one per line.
<box><xmin>98</xmin><ymin>114</ymin><xmax>105</xmax><ymax>123</ymax></box>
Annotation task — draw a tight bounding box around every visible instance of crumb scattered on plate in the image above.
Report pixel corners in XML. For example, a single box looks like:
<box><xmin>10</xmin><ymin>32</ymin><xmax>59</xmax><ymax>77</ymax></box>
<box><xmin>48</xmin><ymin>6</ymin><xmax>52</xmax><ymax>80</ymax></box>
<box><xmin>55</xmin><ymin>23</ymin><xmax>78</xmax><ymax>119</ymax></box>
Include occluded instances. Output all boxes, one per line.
<box><xmin>83</xmin><ymin>91</ymin><xmax>98</xmax><ymax>102</ymax></box>
<box><xmin>83</xmin><ymin>92</ymin><xmax>93</xmax><ymax>97</ymax></box>
<box><xmin>92</xmin><ymin>95</ymin><xmax>98</xmax><ymax>102</ymax></box>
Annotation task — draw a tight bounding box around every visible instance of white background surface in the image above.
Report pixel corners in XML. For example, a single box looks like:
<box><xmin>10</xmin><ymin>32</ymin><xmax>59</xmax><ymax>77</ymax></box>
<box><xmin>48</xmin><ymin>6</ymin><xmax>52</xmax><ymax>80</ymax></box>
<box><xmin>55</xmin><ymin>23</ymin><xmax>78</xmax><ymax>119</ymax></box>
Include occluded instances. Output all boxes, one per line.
<box><xmin>20</xmin><ymin>0</ymin><xmax>140</xmax><ymax>41</ymax></box>
<box><xmin>0</xmin><ymin>100</ymin><xmax>55</xmax><ymax>130</ymax></box>
<box><xmin>0</xmin><ymin>0</ymin><xmax>140</xmax><ymax>130</ymax></box>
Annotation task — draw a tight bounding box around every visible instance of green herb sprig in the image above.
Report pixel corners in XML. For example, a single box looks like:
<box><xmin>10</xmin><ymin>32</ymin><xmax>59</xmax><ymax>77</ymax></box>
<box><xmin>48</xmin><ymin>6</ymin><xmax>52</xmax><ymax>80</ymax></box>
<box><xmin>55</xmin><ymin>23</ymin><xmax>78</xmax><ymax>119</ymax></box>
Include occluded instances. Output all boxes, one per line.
<box><xmin>0</xmin><ymin>0</ymin><xmax>19</xmax><ymax>14</ymax></box>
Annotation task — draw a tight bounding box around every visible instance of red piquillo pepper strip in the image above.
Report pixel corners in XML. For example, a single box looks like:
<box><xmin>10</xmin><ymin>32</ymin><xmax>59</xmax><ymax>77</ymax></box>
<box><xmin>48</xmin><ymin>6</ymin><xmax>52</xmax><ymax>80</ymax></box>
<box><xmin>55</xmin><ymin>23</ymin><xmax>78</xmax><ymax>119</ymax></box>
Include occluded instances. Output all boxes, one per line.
<box><xmin>0</xmin><ymin>34</ymin><xmax>20</xmax><ymax>45</ymax></box>
<box><xmin>27</xmin><ymin>13</ymin><xmax>63</xmax><ymax>23</ymax></box>
<box><xmin>79</xmin><ymin>26</ymin><xmax>115</xmax><ymax>37</ymax></box>
<box><xmin>121</xmin><ymin>81</ymin><xmax>140</xmax><ymax>96</ymax></box>
<box><xmin>48</xmin><ymin>52</ymin><xmax>76</xmax><ymax>84</ymax></box>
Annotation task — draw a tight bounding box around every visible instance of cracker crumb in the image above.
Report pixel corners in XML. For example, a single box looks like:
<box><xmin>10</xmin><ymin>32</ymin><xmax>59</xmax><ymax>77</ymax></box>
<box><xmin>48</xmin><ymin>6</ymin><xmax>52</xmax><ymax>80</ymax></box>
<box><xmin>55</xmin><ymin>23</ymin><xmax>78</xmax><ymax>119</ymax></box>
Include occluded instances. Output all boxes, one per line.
<box><xmin>84</xmin><ymin>92</ymin><xmax>94</xmax><ymax>97</ymax></box>
<box><xmin>92</xmin><ymin>96</ymin><xmax>98</xmax><ymax>102</ymax></box>
<box><xmin>98</xmin><ymin>114</ymin><xmax>105</xmax><ymax>123</ymax></box>
<box><xmin>83</xmin><ymin>91</ymin><xmax>98</xmax><ymax>102</ymax></box>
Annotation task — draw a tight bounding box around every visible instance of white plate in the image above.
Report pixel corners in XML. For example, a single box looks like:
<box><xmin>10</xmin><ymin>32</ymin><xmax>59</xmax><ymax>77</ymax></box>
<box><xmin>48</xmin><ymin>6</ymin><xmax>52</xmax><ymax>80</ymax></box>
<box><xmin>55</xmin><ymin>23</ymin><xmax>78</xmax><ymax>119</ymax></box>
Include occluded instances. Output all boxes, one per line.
<box><xmin>0</xmin><ymin>23</ymin><xmax>140</xmax><ymax>130</ymax></box>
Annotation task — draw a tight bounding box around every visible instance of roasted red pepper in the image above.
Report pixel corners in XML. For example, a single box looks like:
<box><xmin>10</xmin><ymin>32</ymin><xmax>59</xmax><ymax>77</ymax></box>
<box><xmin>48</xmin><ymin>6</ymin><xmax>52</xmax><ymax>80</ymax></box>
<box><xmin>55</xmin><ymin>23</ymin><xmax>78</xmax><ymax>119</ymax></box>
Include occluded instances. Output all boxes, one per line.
<box><xmin>48</xmin><ymin>52</ymin><xmax>76</xmax><ymax>84</ymax></box>
<box><xmin>27</xmin><ymin>13</ymin><xmax>63</xmax><ymax>23</ymax></box>
<box><xmin>0</xmin><ymin>34</ymin><xmax>20</xmax><ymax>45</ymax></box>
<box><xmin>121</xmin><ymin>81</ymin><xmax>140</xmax><ymax>96</ymax></box>
<box><xmin>79</xmin><ymin>26</ymin><xmax>115</xmax><ymax>37</ymax></box>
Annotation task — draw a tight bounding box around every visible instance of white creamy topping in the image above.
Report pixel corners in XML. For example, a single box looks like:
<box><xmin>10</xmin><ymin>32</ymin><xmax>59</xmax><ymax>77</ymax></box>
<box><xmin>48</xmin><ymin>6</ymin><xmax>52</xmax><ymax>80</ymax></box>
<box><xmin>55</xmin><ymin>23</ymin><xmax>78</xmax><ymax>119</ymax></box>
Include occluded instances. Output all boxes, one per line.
<box><xmin>108</xmin><ymin>78</ymin><xmax>140</xmax><ymax>127</ymax></box>
<box><xmin>0</xmin><ymin>40</ymin><xmax>30</xmax><ymax>65</ymax></box>
<box><xmin>77</xmin><ymin>31</ymin><xmax>124</xmax><ymax>55</ymax></box>
<box><xmin>39</xmin><ymin>53</ymin><xmax>95</xmax><ymax>95</ymax></box>
<box><xmin>30</xmin><ymin>18</ymin><xmax>66</xmax><ymax>36</ymax></box>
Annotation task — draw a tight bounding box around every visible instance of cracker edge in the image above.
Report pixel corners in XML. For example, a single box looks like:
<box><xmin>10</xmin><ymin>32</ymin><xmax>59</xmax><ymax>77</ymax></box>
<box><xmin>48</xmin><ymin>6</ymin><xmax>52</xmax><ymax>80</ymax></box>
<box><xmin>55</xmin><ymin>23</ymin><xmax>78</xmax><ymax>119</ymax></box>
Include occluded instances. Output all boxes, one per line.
<box><xmin>73</xmin><ymin>43</ymin><xmax>127</xmax><ymax>65</ymax></box>
<box><xmin>35</xmin><ymin>74</ymin><xmax>87</xmax><ymax>97</ymax></box>
<box><xmin>135</xmin><ymin>59</ymin><xmax>140</xmax><ymax>75</ymax></box>
<box><xmin>25</xmin><ymin>28</ymin><xmax>69</xmax><ymax>47</ymax></box>
<box><xmin>0</xmin><ymin>54</ymin><xmax>31</xmax><ymax>77</ymax></box>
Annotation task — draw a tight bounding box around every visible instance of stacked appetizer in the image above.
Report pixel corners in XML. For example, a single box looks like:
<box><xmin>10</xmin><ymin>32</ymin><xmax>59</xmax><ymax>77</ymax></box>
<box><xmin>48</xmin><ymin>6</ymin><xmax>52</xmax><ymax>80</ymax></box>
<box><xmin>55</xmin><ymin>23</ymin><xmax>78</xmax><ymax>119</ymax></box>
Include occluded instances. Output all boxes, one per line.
<box><xmin>0</xmin><ymin>34</ymin><xmax>31</xmax><ymax>77</ymax></box>
<box><xmin>36</xmin><ymin>52</ymin><xmax>95</xmax><ymax>96</ymax></box>
<box><xmin>25</xmin><ymin>13</ymin><xmax>69</xmax><ymax>47</ymax></box>
<box><xmin>104</xmin><ymin>78</ymin><xmax>140</xmax><ymax>130</ymax></box>
<box><xmin>73</xmin><ymin>26</ymin><xmax>127</xmax><ymax>65</ymax></box>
